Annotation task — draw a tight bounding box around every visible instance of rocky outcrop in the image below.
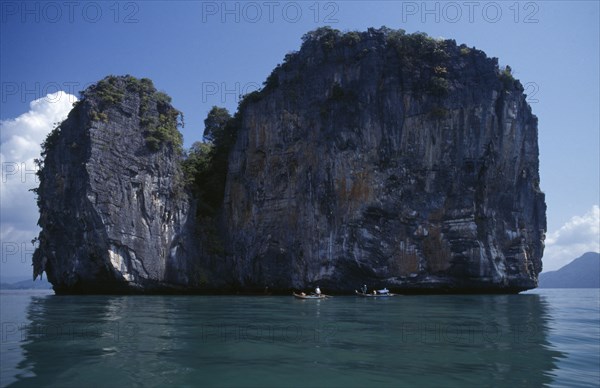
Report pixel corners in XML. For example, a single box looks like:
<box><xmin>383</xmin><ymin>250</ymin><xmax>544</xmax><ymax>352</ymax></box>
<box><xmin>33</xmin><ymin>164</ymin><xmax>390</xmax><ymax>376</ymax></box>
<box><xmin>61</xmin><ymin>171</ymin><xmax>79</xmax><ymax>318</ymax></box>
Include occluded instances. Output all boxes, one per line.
<box><xmin>33</xmin><ymin>76</ymin><xmax>205</xmax><ymax>293</ymax></box>
<box><xmin>33</xmin><ymin>28</ymin><xmax>546</xmax><ymax>294</ymax></box>
<box><xmin>222</xmin><ymin>28</ymin><xmax>546</xmax><ymax>293</ymax></box>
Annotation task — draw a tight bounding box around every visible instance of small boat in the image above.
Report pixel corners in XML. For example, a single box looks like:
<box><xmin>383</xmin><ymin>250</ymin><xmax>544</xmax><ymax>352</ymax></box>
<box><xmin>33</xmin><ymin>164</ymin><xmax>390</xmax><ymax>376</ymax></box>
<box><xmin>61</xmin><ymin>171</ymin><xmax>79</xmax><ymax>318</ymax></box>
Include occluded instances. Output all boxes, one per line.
<box><xmin>355</xmin><ymin>289</ymin><xmax>397</xmax><ymax>297</ymax></box>
<box><xmin>293</xmin><ymin>292</ymin><xmax>327</xmax><ymax>299</ymax></box>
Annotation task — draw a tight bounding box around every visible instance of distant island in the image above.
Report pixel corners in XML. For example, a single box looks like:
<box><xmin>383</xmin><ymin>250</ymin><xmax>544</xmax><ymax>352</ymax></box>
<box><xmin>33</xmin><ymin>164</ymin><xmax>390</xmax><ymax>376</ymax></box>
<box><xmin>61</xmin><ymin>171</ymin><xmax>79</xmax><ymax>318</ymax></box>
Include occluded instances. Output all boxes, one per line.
<box><xmin>539</xmin><ymin>252</ymin><xmax>600</xmax><ymax>288</ymax></box>
<box><xmin>0</xmin><ymin>278</ymin><xmax>52</xmax><ymax>290</ymax></box>
<box><xmin>31</xmin><ymin>27</ymin><xmax>546</xmax><ymax>295</ymax></box>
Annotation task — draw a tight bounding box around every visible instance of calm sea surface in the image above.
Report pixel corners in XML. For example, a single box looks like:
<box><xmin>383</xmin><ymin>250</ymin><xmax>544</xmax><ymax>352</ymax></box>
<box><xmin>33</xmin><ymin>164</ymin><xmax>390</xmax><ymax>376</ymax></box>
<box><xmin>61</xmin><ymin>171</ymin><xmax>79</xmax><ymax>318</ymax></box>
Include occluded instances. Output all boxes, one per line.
<box><xmin>1</xmin><ymin>289</ymin><xmax>598</xmax><ymax>387</ymax></box>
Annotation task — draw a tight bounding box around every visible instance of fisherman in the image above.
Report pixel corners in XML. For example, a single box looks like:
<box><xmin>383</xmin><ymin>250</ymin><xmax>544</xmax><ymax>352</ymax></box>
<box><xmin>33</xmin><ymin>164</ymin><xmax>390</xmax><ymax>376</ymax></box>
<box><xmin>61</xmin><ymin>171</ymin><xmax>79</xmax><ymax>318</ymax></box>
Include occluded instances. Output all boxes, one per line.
<box><xmin>361</xmin><ymin>284</ymin><xmax>367</xmax><ymax>294</ymax></box>
<box><xmin>315</xmin><ymin>286</ymin><xmax>321</xmax><ymax>296</ymax></box>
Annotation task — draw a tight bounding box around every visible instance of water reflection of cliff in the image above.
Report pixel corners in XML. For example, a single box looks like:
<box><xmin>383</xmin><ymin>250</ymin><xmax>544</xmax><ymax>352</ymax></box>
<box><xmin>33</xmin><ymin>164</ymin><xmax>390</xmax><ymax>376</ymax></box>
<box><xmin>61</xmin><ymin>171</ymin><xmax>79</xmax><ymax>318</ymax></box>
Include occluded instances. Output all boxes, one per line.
<box><xmin>8</xmin><ymin>295</ymin><xmax>140</xmax><ymax>387</ymax></box>
<box><xmin>375</xmin><ymin>294</ymin><xmax>565</xmax><ymax>386</ymax></box>
<box><xmin>8</xmin><ymin>294</ymin><xmax>564</xmax><ymax>387</ymax></box>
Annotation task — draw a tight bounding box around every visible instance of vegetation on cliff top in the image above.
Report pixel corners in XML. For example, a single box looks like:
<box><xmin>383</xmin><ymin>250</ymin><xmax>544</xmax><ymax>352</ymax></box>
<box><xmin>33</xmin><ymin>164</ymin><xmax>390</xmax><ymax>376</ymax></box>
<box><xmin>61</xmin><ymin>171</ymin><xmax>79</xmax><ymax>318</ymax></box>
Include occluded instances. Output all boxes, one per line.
<box><xmin>81</xmin><ymin>75</ymin><xmax>184</xmax><ymax>152</ymax></box>
<box><xmin>250</xmin><ymin>27</ymin><xmax>519</xmax><ymax>107</ymax></box>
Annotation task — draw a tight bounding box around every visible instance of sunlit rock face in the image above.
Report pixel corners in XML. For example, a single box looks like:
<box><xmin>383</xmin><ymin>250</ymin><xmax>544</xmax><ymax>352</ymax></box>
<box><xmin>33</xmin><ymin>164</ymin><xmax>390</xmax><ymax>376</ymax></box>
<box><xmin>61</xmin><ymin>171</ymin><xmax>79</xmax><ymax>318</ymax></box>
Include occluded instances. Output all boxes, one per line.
<box><xmin>223</xmin><ymin>28</ymin><xmax>546</xmax><ymax>293</ymax></box>
<box><xmin>33</xmin><ymin>76</ymin><xmax>201</xmax><ymax>293</ymax></box>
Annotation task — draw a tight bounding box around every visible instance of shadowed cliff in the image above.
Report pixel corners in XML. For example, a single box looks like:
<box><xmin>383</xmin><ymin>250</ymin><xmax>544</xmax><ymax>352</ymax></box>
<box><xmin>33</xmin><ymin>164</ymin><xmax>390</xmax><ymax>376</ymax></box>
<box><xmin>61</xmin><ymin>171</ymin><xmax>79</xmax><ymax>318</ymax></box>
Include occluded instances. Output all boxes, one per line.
<box><xmin>223</xmin><ymin>27</ymin><xmax>546</xmax><ymax>293</ymax></box>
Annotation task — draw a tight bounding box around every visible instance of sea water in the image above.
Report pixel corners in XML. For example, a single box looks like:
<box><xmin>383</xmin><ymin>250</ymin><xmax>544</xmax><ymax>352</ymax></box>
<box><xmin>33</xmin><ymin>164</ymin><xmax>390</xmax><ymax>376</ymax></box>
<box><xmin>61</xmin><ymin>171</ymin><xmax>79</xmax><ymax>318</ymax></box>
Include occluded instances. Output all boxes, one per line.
<box><xmin>1</xmin><ymin>289</ymin><xmax>598</xmax><ymax>387</ymax></box>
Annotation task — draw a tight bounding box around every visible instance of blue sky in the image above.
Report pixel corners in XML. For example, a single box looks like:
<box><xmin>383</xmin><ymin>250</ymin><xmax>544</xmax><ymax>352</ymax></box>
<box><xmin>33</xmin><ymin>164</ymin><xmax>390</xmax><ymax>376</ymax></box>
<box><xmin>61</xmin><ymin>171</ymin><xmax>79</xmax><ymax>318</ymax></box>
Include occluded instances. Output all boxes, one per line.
<box><xmin>1</xmin><ymin>1</ymin><xmax>598</xmax><ymax>280</ymax></box>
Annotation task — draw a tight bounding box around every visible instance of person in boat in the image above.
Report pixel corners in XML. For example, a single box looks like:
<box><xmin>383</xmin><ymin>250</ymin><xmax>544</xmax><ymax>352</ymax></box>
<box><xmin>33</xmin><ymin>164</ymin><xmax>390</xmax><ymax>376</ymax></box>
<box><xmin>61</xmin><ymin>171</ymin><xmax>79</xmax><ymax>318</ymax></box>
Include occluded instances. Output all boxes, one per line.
<box><xmin>361</xmin><ymin>284</ymin><xmax>367</xmax><ymax>294</ymax></box>
<box><xmin>315</xmin><ymin>286</ymin><xmax>321</xmax><ymax>296</ymax></box>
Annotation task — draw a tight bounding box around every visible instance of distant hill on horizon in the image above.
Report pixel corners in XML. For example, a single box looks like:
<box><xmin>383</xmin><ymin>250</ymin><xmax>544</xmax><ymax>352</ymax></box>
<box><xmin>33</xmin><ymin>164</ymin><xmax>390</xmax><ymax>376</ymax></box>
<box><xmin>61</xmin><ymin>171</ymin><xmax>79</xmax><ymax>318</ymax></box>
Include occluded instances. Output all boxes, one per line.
<box><xmin>0</xmin><ymin>278</ymin><xmax>52</xmax><ymax>290</ymax></box>
<box><xmin>539</xmin><ymin>252</ymin><xmax>600</xmax><ymax>288</ymax></box>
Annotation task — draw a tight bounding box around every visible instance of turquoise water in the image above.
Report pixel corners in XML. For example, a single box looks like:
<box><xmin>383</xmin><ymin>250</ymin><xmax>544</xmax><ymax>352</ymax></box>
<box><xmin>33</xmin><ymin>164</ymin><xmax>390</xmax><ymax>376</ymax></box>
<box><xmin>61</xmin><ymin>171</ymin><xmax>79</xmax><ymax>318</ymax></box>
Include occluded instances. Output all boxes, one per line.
<box><xmin>1</xmin><ymin>289</ymin><xmax>598</xmax><ymax>387</ymax></box>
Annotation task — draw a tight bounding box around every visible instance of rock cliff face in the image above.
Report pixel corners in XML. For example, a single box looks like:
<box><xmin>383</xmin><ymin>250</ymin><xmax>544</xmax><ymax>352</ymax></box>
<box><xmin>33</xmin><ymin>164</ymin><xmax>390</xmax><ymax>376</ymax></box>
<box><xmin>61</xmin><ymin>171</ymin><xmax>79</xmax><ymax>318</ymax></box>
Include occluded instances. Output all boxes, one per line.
<box><xmin>223</xmin><ymin>28</ymin><xmax>546</xmax><ymax>293</ymax></box>
<box><xmin>33</xmin><ymin>28</ymin><xmax>546</xmax><ymax>294</ymax></box>
<box><xmin>33</xmin><ymin>76</ymin><xmax>202</xmax><ymax>293</ymax></box>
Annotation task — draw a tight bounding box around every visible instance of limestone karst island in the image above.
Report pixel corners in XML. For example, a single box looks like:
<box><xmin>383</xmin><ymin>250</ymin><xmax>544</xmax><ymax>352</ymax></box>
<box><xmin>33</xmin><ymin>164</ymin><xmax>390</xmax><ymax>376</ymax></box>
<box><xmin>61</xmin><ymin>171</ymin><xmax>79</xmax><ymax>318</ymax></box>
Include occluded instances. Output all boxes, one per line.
<box><xmin>32</xmin><ymin>27</ymin><xmax>546</xmax><ymax>294</ymax></box>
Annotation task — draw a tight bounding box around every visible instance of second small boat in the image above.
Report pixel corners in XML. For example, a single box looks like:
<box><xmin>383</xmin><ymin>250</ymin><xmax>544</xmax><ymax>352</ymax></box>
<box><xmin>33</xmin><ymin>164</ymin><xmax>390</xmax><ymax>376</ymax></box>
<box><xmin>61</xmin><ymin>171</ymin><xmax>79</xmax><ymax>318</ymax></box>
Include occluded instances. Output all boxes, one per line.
<box><xmin>355</xmin><ymin>287</ymin><xmax>397</xmax><ymax>297</ymax></box>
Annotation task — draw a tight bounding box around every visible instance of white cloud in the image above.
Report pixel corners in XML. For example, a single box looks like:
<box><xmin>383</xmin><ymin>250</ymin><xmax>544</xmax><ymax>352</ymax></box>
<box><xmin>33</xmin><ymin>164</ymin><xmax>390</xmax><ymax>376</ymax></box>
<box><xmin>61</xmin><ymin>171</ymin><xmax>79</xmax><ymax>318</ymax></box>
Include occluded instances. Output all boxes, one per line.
<box><xmin>543</xmin><ymin>205</ymin><xmax>600</xmax><ymax>272</ymax></box>
<box><xmin>0</xmin><ymin>91</ymin><xmax>77</xmax><ymax>279</ymax></box>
